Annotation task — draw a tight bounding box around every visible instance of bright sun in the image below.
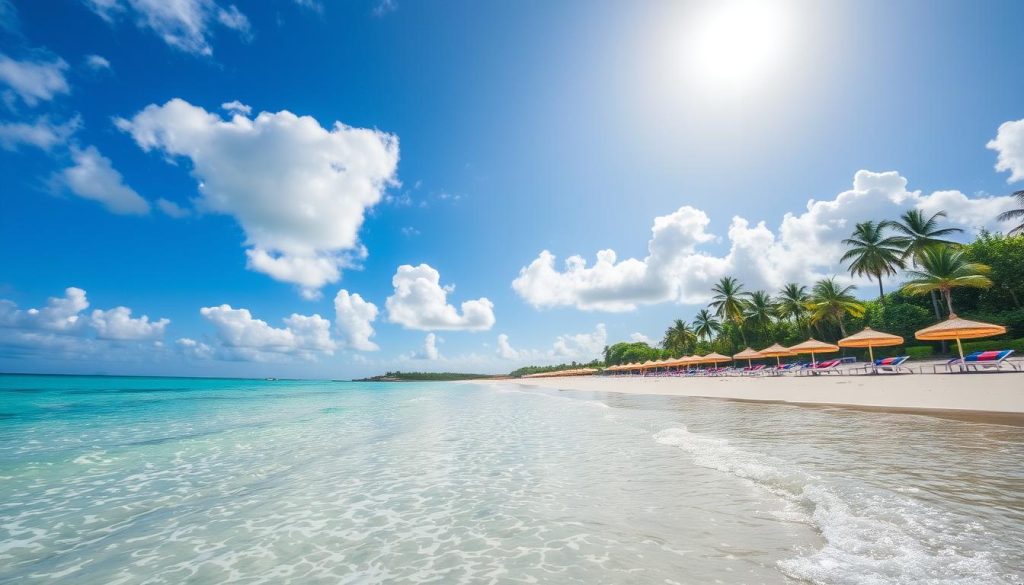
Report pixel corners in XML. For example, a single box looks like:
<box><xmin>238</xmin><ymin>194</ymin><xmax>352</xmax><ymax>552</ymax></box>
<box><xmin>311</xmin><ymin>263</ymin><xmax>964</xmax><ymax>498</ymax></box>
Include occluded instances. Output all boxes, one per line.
<box><xmin>685</xmin><ymin>0</ymin><xmax>794</xmax><ymax>92</ymax></box>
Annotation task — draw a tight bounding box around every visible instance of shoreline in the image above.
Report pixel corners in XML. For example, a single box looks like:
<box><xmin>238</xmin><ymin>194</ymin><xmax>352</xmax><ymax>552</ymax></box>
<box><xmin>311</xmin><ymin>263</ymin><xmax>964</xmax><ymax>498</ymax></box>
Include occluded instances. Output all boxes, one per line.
<box><xmin>471</xmin><ymin>370</ymin><xmax>1024</xmax><ymax>420</ymax></box>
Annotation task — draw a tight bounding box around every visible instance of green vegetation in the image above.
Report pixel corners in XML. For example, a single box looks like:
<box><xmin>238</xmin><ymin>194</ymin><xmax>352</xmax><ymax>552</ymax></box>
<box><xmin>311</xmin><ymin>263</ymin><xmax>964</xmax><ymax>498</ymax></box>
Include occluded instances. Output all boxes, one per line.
<box><xmin>997</xmin><ymin>190</ymin><xmax>1024</xmax><ymax>235</ymax></box>
<box><xmin>509</xmin><ymin>360</ymin><xmax>603</xmax><ymax>378</ymax></box>
<box><xmin>356</xmin><ymin>371</ymin><xmax>502</xmax><ymax>382</ymax></box>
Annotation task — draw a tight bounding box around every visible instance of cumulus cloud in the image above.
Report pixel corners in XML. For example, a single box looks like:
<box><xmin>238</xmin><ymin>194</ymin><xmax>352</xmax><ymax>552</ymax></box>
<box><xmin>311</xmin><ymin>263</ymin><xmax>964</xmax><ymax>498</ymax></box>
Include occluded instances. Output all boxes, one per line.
<box><xmin>82</xmin><ymin>0</ymin><xmax>251</xmax><ymax>56</ymax></box>
<box><xmin>116</xmin><ymin>98</ymin><xmax>399</xmax><ymax>296</ymax></box>
<box><xmin>0</xmin><ymin>54</ymin><xmax>69</xmax><ymax>105</ymax></box>
<box><xmin>89</xmin><ymin>306</ymin><xmax>170</xmax><ymax>340</ymax></box>
<box><xmin>0</xmin><ymin>287</ymin><xmax>171</xmax><ymax>360</ymax></box>
<box><xmin>0</xmin><ymin>115</ymin><xmax>80</xmax><ymax>151</ymax></box>
<box><xmin>199</xmin><ymin>304</ymin><xmax>336</xmax><ymax>357</ymax></box>
<box><xmin>0</xmin><ymin>287</ymin><xmax>90</xmax><ymax>332</ymax></box>
<box><xmin>987</xmin><ymin>118</ymin><xmax>1024</xmax><ymax>183</ymax></box>
<box><xmin>385</xmin><ymin>264</ymin><xmax>495</xmax><ymax>331</ymax></box>
<box><xmin>333</xmin><ymin>289</ymin><xmax>379</xmax><ymax>351</ymax></box>
<box><xmin>513</xmin><ymin>170</ymin><xmax>1020</xmax><ymax>311</ymax></box>
<box><xmin>176</xmin><ymin>337</ymin><xmax>214</xmax><ymax>359</ymax></box>
<box><xmin>419</xmin><ymin>333</ymin><xmax>439</xmax><ymax>360</ymax></box>
<box><xmin>552</xmin><ymin>323</ymin><xmax>607</xmax><ymax>360</ymax></box>
<box><xmin>496</xmin><ymin>333</ymin><xmax>519</xmax><ymax>359</ymax></box>
<box><xmin>84</xmin><ymin>54</ymin><xmax>111</xmax><ymax>70</ymax></box>
<box><xmin>59</xmin><ymin>145</ymin><xmax>150</xmax><ymax>215</ymax></box>
<box><xmin>630</xmin><ymin>332</ymin><xmax>654</xmax><ymax>344</ymax></box>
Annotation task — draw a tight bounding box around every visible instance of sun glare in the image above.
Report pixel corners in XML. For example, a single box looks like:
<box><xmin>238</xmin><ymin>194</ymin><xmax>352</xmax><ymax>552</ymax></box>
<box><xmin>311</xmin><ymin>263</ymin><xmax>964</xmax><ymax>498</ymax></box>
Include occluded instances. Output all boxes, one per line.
<box><xmin>685</xmin><ymin>1</ymin><xmax>795</xmax><ymax>93</ymax></box>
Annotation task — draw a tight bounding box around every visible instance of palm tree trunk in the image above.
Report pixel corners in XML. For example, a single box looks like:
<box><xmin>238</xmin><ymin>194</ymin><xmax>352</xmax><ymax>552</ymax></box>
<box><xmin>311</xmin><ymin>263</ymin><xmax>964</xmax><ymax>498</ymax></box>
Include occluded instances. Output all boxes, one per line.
<box><xmin>929</xmin><ymin>290</ymin><xmax>942</xmax><ymax>319</ymax></box>
<box><xmin>943</xmin><ymin>288</ymin><xmax>955</xmax><ymax>315</ymax></box>
<box><xmin>876</xmin><ymin>274</ymin><xmax>884</xmax><ymax>300</ymax></box>
<box><xmin>929</xmin><ymin>289</ymin><xmax>947</xmax><ymax>353</ymax></box>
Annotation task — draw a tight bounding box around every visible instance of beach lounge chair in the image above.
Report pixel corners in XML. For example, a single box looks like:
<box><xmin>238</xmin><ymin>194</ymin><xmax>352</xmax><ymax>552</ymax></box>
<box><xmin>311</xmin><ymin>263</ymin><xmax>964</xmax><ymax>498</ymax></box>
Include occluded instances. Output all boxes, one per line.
<box><xmin>797</xmin><ymin>359</ymin><xmax>842</xmax><ymax>375</ymax></box>
<box><xmin>963</xmin><ymin>350</ymin><xmax>1017</xmax><ymax>372</ymax></box>
<box><xmin>855</xmin><ymin>356</ymin><xmax>911</xmax><ymax>374</ymax></box>
<box><xmin>932</xmin><ymin>356</ymin><xmax>967</xmax><ymax>373</ymax></box>
<box><xmin>742</xmin><ymin>364</ymin><xmax>766</xmax><ymax>375</ymax></box>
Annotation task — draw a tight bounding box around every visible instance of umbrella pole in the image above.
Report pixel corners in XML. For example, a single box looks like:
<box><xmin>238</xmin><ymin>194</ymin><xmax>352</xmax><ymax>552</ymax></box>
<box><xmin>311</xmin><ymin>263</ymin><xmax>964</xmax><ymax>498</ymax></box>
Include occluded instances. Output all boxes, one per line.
<box><xmin>747</xmin><ymin>358</ymin><xmax>752</xmax><ymax>368</ymax></box>
<box><xmin>956</xmin><ymin>337</ymin><xmax>964</xmax><ymax>362</ymax></box>
<box><xmin>868</xmin><ymin>345</ymin><xmax>874</xmax><ymax>362</ymax></box>
<box><xmin>811</xmin><ymin>351</ymin><xmax>816</xmax><ymax>366</ymax></box>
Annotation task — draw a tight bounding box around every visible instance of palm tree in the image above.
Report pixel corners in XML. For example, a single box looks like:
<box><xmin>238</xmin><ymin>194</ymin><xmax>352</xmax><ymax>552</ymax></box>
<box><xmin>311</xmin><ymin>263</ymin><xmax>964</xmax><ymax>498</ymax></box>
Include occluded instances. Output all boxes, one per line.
<box><xmin>997</xmin><ymin>190</ymin><xmax>1024</xmax><ymax>235</ymax></box>
<box><xmin>709</xmin><ymin>276</ymin><xmax>749</xmax><ymax>344</ymax></box>
<box><xmin>692</xmin><ymin>309</ymin><xmax>721</xmax><ymax>342</ymax></box>
<box><xmin>889</xmin><ymin>209</ymin><xmax>964</xmax><ymax>321</ymax></box>
<box><xmin>807</xmin><ymin>277</ymin><xmax>865</xmax><ymax>337</ymax></box>
<box><xmin>775</xmin><ymin>283</ymin><xmax>810</xmax><ymax>331</ymax></box>
<box><xmin>744</xmin><ymin>290</ymin><xmax>776</xmax><ymax>340</ymax></box>
<box><xmin>840</xmin><ymin>220</ymin><xmax>905</xmax><ymax>299</ymax></box>
<box><xmin>890</xmin><ymin>209</ymin><xmax>964</xmax><ymax>261</ymax></box>
<box><xmin>900</xmin><ymin>246</ymin><xmax>993</xmax><ymax>315</ymax></box>
<box><xmin>662</xmin><ymin>319</ymin><xmax>697</xmax><ymax>356</ymax></box>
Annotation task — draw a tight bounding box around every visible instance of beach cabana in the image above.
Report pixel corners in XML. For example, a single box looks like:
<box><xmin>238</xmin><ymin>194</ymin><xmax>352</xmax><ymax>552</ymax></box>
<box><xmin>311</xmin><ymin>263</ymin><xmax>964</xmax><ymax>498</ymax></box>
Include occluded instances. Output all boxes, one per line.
<box><xmin>838</xmin><ymin>327</ymin><xmax>904</xmax><ymax>362</ymax></box>
<box><xmin>787</xmin><ymin>338</ymin><xmax>839</xmax><ymax>365</ymax></box>
<box><xmin>758</xmin><ymin>343</ymin><xmax>796</xmax><ymax>366</ymax></box>
<box><xmin>702</xmin><ymin>352</ymin><xmax>731</xmax><ymax>364</ymax></box>
<box><xmin>733</xmin><ymin>347</ymin><xmax>762</xmax><ymax>368</ymax></box>
<box><xmin>915</xmin><ymin>314</ymin><xmax>1007</xmax><ymax>362</ymax></box>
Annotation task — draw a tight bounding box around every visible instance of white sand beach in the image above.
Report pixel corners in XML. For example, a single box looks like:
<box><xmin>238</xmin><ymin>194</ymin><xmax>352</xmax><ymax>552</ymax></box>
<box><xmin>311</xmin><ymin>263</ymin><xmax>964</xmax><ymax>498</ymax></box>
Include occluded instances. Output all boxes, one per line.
<box><xmin>490</xmin><ymin>368</ymin><xmax>1024</xmax><ymax>415</ymax></box>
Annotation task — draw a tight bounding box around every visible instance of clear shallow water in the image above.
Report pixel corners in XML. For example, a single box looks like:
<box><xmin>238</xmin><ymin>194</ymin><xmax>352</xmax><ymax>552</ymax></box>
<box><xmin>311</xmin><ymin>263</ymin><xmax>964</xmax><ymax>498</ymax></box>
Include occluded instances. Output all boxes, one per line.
<box><xmin>0</xmin><ymin>375</ymin><xmax>1021</xmax><ymax>584</ymax></box>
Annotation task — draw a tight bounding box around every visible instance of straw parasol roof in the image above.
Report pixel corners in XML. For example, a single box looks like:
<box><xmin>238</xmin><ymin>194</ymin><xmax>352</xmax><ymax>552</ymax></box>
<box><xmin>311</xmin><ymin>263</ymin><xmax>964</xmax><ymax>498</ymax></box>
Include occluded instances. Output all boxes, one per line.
<box><xmin>758</xmin><ymin>343</ymin><xmax>797</xmax><ymax>365</ymax></box>
<box><xmin>733</xmin><ymin>347</ymin><xmax>762</xmax><ymax>367</ymax></box>
<box><xmin>733</xmin><ymin>347</ymin><xmax>761</xmax><ymax>359</ymax></box>
<box><xmin>787</xmin><ymin>338</ymin><xmax>839</xmax><ymax>365</ymax></box>
<box><xmin>915</xmin><ymin>313</ymin><xmax>1007</xmax><ymax>360</ymax></box>
<box><xmin>758</xmin><ymin>343</ymin><xmax>795</xmax><ymax>357</ymax></box>
<box><xmin>702</xmin><ymin>352</ymin><xmax>731</xmax><ymax>363</ymax></box>
<box><xmin>788</xmin><ymin>338</ymin><xmax>840</xmax><ymax>353</ymax></box>
<box><xmin>838</xmin><ymin>327</ymin><xmax>903</xmax><ymax>361</ymax></box>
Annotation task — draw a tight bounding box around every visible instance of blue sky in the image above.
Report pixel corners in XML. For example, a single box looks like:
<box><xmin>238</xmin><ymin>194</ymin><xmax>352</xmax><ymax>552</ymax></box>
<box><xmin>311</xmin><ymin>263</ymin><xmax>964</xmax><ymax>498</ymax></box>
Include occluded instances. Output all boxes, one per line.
<box><xmin>1</xmin><ymin>0</ymin><xmax>1023</xmax><ymax>378</ymax></box>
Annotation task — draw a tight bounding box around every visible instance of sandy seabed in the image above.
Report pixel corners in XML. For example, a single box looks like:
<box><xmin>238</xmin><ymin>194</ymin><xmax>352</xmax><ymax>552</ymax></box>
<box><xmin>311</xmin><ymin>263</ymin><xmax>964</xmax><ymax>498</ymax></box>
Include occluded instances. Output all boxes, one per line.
<box><xmin>478</xmin><ymin>366</ymin><xmax>1024</xmax><ymax>417</ymax></box>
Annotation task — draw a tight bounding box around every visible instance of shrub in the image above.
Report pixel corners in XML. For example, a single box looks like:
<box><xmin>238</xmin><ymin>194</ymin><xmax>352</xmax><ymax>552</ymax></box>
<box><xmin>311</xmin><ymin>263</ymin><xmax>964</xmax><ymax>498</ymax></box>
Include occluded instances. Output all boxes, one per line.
<box><xmin>904</xmin><ymin>346</ymin><xmax>934</xmax><ymax>359</ymax></box>
<box><xmin>959</xmin><ymin>338</ymin><xmax>1024</xmax><ymax>354</ymax></box>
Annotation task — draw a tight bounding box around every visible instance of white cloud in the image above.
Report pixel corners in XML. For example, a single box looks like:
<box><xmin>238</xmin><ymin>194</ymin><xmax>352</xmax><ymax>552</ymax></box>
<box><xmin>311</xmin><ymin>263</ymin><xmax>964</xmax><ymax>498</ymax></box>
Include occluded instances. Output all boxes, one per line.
<box><xmin>513</xmin><ymin>170</ymin><xmax>1020</xmax><ymax>311</ymax></box>
<box><xmin>59</xmin><ymin>145</ymin><xmax>150</xmax><ymax>215</ymax></box>
<box><xmin>496</xmin><ymin>333</ymin><xmax>519</xmax><ymax>359</ymax></box>
<box><xmin>116</xmin><ymin>98</ymin><xmax>399</xmax><ymax>296</ymax></box>
<box><xmin>176</xmin><ymin>337</ymin><xmax>214</xmax><ymax>359</ymax></box>
<box><xmin>0</xmin><ymin>115</ymin><xmax>80</xmax><ymax>151</ymax></box>
<box><xmin>0</xmin><ymin>287</ymin><xmax>89</xmax><ymax>332</ymax></box>
<box><xmin>630</xmin><ymin>332</ymin><xmax>654</xmax><ymax>344</ymax></box>
<box><xmin>83</xmin><ymin>0</ymin><xmax>251</xmax><ymax>56</ymax></box>
<box><xmin>221</xmin><ymin>99</ymin><xmax>250</xmax><ymax>115</ymax></box>
<box><xmin>0</xmin><ymin>54</ymin><xmax>69</xmax><ymax>105</ymax></box>
<box><xmin>987</xmin><ymin>118</ymin><xmax>1024</xmax><ymax>183</ymax></box>
<box><xmin>419</xmin><ymin>333</ymin><xmax>439</xmax><ymax>360</ymax></box>
<box><xmin>89</xmin><ymin>306</ymin><xmax>169</xmax><ymax>340</ymax></box>
<box><xmin>199</xmin><ymin>304</ymin><xmax>336</xmax><ymax>357</ymax></box>
<box><xmin>156</xmin><ymin>197</ymin><xmax>190</xmax><ymax>218</ymax></box>
<box><xmin>85</xmin><ymin>54</ymin><xmax>111</xmax><ymax>70</ymax></box>
<box><xmin>552</xmin><ymin>323</ymin><xmax>607</xmax><ymax>360</ymax></box>
<box><xmin>385</xmin><ymin>264</ymin><xmax>495</xmax><ymax>331</ymax></box>
<box><xmin>333</xmin><ymin>289</ymin><xmax>379</xmax><ymax>351</ymax></box>
<box><xmin>0</xmin><ymin>287</ymin><xmax>171</xmax><ymax>360</ymax></box>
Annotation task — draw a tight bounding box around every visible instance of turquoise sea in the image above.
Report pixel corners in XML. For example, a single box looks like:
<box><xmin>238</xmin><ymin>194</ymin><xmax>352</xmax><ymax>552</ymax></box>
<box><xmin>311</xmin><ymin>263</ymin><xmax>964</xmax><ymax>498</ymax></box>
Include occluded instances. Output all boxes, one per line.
<box><xmin>0</xmin><ymin>375</ymin><xmax>1021</xmax><ymax>584</ymax></box>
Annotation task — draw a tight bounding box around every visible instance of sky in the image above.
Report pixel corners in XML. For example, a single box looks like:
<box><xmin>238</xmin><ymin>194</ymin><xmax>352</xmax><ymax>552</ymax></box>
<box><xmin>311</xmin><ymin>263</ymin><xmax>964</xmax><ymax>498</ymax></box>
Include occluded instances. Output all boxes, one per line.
<box><xmin>1</xmin><ymin>0</ymin><xmax>1023</xmax><ymax>378</ymax></box>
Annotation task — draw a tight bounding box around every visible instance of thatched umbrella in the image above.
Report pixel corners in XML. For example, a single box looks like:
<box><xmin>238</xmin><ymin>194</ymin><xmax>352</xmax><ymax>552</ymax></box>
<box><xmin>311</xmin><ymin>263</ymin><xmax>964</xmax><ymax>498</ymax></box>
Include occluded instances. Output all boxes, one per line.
<box><xmin>787</xmin><ymin>338</ymin><xmax>840</xmax><ymax>365</ymax></box>
<box><xmin>733</xmin><ymin>347</ymin><xmax>762</xmax><ymax>368</ymax></box>
<box><xmin>915</xmin><ymin>314</ymin><xmax>1007</xmax><ymax>361</ymax></box>
<box><xmin>838</xmin><ymin>327</ymin><xmax>904</xmax><ymax>362</ymax></box>
<box><xmin>758</xmin><ymin>343</ymin><xmax>796</xmax><ymax>366</ymax></box>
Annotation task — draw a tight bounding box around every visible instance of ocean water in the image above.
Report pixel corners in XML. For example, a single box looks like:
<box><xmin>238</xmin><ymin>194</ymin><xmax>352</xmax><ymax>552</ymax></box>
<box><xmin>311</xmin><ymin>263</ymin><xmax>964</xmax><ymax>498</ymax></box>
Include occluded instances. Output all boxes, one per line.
<box><xmin>0</xmin><ymin>375</ymin><xmax>1021</xmax><ymax>584</ymax></box>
